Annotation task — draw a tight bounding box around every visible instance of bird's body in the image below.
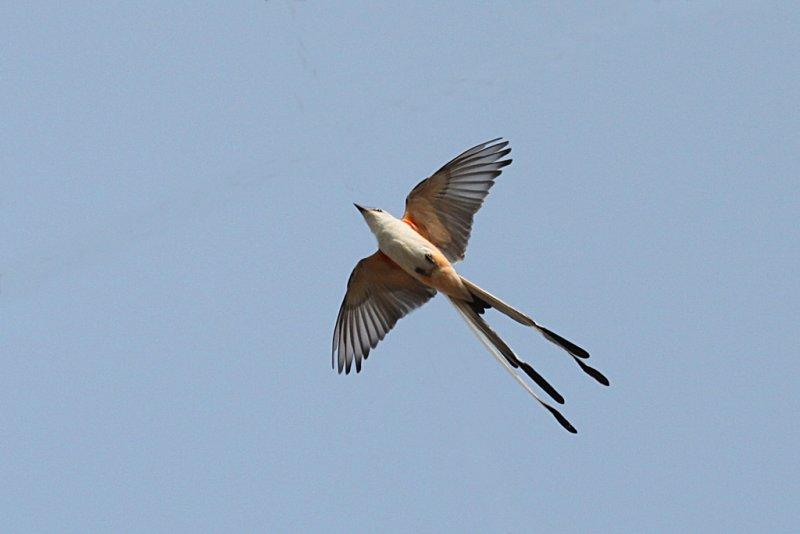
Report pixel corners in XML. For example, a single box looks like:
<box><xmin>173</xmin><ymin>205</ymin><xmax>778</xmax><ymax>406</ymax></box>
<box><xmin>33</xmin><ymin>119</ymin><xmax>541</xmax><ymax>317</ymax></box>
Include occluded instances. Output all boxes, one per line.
<box><xmin>333</xmin><ymin>139</ymin><xmax>607</xmax><ymax>432</ymax></box>
<box><xmin>365</xmin><ymin>210</ymin><xmax>468</xmax><ymax>299</ymax></box>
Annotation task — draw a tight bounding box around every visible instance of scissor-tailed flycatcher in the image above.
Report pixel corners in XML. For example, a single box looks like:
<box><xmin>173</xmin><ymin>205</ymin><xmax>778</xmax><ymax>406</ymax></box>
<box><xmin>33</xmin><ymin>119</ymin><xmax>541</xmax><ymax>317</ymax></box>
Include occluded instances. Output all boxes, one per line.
<box><xmin>332</xmin><ymin>139</ymin><xmax>607</xmax><ymax>432</ymax></box>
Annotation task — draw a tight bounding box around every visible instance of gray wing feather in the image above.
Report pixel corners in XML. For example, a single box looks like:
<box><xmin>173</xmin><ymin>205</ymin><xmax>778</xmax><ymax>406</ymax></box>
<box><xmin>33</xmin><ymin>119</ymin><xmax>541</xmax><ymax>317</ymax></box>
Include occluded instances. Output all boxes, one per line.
<box><xmin>404</xmin><ymin>139</ymin><xmax>512</xmax><ymax>262</ymax></box>
<box><xmin>333</xmin><ymin>254</ymin><xmax>436</xmax><ymax>374</ymax></box>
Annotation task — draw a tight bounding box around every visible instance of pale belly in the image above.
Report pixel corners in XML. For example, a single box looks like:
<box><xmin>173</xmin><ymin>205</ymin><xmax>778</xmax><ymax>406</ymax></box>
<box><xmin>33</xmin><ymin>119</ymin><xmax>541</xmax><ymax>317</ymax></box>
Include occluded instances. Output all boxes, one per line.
<box><xmin>375</xmin><ymin>220</ymin><xmax>468</xmax><ymax>298</ymax></box>
<box><xmin>379</xmin><ymin>228</ymin><xmax>434</xmax><ymax>274</ymax></box>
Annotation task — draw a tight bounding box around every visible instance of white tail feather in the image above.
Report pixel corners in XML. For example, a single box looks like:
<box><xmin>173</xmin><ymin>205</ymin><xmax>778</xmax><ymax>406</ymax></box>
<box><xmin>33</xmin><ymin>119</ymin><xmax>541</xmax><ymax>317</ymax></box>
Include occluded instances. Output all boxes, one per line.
<box><xmin>448</xmin><ymin>296</ymin><xmax>577</xmax><ymax>433</ymax></box>
<box><xmin>460</xmin><ymin>277</ymin><xmax>535</xmax><ymax>326</ymax></box>
<box><xmin>460</xmin><ymin>276</ymin><xmax>597</xmax><ymax>366</ymax></box>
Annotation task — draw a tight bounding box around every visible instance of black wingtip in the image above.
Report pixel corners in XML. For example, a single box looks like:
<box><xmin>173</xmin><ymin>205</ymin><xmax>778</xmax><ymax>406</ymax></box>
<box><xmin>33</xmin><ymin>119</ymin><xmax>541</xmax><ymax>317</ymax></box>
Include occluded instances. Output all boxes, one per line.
<box><xmin>497</xmin><ymin>158</ymin><xmax>512</xmax><ymax>169</ymax></box>
<box><xmin>494</xmin><ymin>147</ymin><xmax>511</xmax><ymax>160</ymax></box>
<box><xmin>519</xmin><ymin>362</ymin><xmax>565</xmax><ymax>404</ymax></box>
<box><xmin>573</xmin><ymin>356</ymin><xmax>610</xmax><ymax>386</ymax></box>
<box><xmin>540</xmin><ymin>327</ymin><xmax>591</xmax><ymax>359</ymax></box>
<box><xmin>542</xmin><ymin>403</ymin><xmax>577</xmax><ymax>433</ymax></box>
<box><xmin>485</xmin><ymin>138</ymin><xmax>507</xmax><ymax>149</ymax></box>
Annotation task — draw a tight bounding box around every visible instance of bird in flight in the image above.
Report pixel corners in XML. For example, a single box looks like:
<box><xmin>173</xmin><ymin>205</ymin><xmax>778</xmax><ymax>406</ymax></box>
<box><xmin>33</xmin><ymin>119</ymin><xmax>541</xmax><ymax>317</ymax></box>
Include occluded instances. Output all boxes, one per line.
<box><xmin>332</xmin><ymin>139</ymin><xmax>608</xmax><ymax>432</ymax></box>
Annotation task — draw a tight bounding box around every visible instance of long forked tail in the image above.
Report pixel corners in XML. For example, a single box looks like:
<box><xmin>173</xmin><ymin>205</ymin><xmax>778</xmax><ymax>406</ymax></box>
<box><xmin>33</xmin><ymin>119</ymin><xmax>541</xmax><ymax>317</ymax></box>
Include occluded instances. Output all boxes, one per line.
<box><xmin>460</xmin><ymin>277</ymin><xmax>609</xmax><ymax>386</ymax></box>
<box><xmin>449</xmin><ymin>296</ymin><xmax>577</xmax><ymax>433</ymax></box>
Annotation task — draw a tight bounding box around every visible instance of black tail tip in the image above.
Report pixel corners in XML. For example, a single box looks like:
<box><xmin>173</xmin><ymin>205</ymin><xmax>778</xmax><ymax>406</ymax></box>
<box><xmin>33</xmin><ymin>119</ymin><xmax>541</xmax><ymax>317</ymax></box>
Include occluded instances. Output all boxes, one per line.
<box><xmin>573</xmin><ymin>356</ymin><xmax>610</xmax><ymax>386</ymax></box>
<box><xmin>595</xmin><ymin>371</ymin><xmax>610</xmax><ymax>386</ymax></box>
<box><xmin>520</xmin><ymin>362</ymin><xmax>565</xmax><ymax>404</ymax></box>
<box><xmin>540</xmin><ymin>327</ymin><xmax>591</xmax><ymax>359</ymax></box>
<box><xmin>543</xmin><ymin>404</ymin><xmax>577</xmax><ymax>433</ymax></box>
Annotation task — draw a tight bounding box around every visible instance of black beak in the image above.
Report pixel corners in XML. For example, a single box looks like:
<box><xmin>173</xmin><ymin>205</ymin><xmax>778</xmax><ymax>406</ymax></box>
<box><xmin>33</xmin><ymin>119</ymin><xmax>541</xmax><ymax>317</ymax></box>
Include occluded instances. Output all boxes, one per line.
<box><xmin>353</xmin><ymin>203</ymin><xmax>367</xmax><ymax>213</ymax></box>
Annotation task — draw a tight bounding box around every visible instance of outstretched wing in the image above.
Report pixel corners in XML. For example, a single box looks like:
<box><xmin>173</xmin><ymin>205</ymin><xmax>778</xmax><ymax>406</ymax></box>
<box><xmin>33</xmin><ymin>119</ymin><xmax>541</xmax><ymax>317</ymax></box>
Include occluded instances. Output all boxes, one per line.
<box><xmin>333</xmin><ymin>251</ymin><xmax>436</xmax><ymax>373</ymax></box>
<box><xmin>403</xmin><ymin>138</ymin><xmax>512</xmax><ymax>262</ymax></box>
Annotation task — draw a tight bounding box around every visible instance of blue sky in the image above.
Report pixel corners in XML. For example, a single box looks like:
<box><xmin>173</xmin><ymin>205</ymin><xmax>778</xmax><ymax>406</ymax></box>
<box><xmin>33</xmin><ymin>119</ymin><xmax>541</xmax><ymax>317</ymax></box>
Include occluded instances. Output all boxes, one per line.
<box><xmin>2</xmin><ymin>2</ymin><xmax>798</xmax><ymax>532</ymax></box>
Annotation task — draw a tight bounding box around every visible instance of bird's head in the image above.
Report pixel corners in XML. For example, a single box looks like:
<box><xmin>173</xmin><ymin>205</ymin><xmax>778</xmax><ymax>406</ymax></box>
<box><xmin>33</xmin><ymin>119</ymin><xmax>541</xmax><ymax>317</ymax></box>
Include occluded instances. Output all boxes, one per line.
<box><xmin>354</xmin><ymin>203</ymin><xmax>394</xmax><ymax>234</ymax></box>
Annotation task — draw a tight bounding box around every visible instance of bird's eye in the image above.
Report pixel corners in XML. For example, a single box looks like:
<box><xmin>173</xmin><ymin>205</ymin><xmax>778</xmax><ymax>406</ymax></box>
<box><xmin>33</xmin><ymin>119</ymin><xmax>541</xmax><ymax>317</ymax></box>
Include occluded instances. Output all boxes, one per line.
<box><xmin>374</xmin><ymin>208</ymin><xmax>383</xmax><ymax>212</ymax></box>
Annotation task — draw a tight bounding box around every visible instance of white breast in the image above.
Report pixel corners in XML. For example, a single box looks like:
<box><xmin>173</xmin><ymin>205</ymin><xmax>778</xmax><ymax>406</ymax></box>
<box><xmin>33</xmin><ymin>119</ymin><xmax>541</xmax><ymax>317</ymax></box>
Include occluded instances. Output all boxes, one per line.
<box><xmin>373</xmin><ymin>217</ymin><xmax>433</xmax><ymax>274</ymax></box>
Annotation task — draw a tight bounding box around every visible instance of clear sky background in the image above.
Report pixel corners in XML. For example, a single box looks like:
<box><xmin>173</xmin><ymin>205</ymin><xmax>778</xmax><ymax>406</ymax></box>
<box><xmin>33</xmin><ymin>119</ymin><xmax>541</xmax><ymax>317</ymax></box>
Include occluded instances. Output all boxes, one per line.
<box><xmin>2</xmin><ymin>2</ymin><xmax>798</xmax><ymax>532</ymax></box>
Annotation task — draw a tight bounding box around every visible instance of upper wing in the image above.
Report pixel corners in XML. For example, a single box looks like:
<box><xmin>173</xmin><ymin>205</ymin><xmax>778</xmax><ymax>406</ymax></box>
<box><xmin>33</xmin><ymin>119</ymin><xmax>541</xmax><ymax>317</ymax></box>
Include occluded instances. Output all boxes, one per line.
<box><xmin>402</xmin><ymin>138</ymin><xmax>512</xmax><ymax>262</ymax></box>
<box><xmin>332</xmin><ymin>251</ymin><xmax>436</xmax><ymax>374</ymax></box>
